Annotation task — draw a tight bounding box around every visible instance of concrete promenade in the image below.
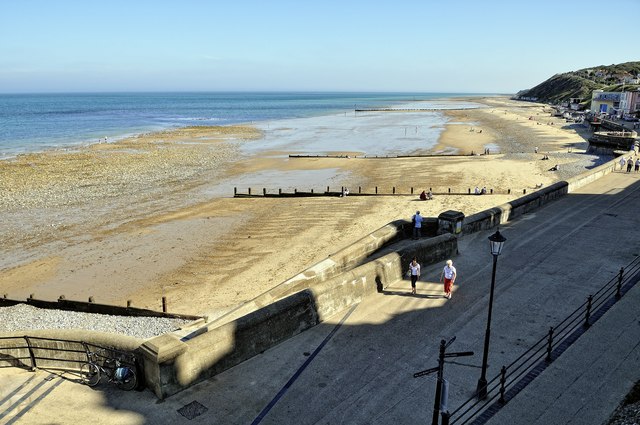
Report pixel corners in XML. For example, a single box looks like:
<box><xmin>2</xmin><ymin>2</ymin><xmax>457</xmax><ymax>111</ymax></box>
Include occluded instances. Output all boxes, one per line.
<box><xmin>2</xmin><ymin>170</ymin><xmax>640</xmax><ymax>424</ymax></box>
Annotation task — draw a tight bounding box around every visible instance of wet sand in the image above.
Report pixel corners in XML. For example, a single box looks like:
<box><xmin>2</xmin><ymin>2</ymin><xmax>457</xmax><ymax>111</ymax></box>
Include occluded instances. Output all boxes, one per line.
<box><xmin>0</xmin><ymin>97</ymin><xmax>600</xmax><ymax>317</ymax></box>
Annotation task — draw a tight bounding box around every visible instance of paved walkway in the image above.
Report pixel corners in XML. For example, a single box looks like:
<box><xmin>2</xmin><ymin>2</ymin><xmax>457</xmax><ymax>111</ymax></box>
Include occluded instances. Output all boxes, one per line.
<box><xmin>2</xmin><ymin>170</ymin><xmax>640</xmax><ymax>425</ymax></box>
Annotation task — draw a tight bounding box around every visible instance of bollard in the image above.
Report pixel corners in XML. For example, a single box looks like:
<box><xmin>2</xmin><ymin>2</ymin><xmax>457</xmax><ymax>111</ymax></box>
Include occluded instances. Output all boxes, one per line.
<box><xmin>162</xmin><ymin>296</ymin><xmax>167</xmax><ymax>313</ymax></box>
<box><xmin>411</xmin><ymin>187</ymin><xmax>414</xmax><ymax>194</ymax></box>
<box><xmin>263</xmin><ymin>188</ymin><xmax>266</xmax><ymax>196</ymax></box>
<box><xmin>375</xmin><ymin>186</ymin><xmax>378</xmax><ymax>194</ymax></box>
<box><xmin>127</xmin><ymin>300</ymin><xmax>133</xmax><ymax>308</ymax></box>
<box><xmin>88</xmin><ymin>296</ymin><xmax>94</xmax><ymax>303</ymax></box>
<box><xmin>358</xmin><ymin>186</ymin><xmax>361</xmax><ymax>194</ymax></box>
<box><xmin>248</xmin><ymin>187</ymin><xmax>251</xmax><ymax>195</ymax></box>
<box><xmin>523</xmin><ymin>189</ymin><xmax>526</xmax><ymax>194</ymax></box>
<box><xmin>393</xmin><ymin>187</ymin><xmax>396</xmax><ymax>194</ymax></box>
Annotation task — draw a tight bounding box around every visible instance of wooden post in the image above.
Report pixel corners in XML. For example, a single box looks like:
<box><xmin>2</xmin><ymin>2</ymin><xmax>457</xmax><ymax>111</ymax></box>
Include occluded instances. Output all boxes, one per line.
<box><xmin>393</xmin><ymin>187</ymin><xmax>396</xmax><ymax>194</ymax></box>
<box><xmin>359</xmin><ymin>186</ymin><xmax>361</xmax><ymax>193</ymax></box>
<box><xmin>375</xmin><ymin>186</ymin><xmax>378</xmax><ymax>194</ymax></box>
<box><xmin>311</xmin><ymin>188</ymin><xmax>314</xmax><ymax>194</ymax></box>
<box><xmin>508</xmin><ymin>189</ymin><xmax>511</xmax><ymax>194</ymax></box>
<box><xmin>411</xmin><ymin>187</ymin><xmax>414</xmax><ymax>194</ymax></box>
<box><xmin>490</xmin><ymin>188</ymin><xmax>493</xmax><ymax>194</ymax></box>
<box><xmin>263</xmin><ymin>188</ymin><xmax>266</xmax><ymax>196</ymax></box>
<box><xmin>279</xmin><ymin>188</ymin><xmax>282</xmax><ymax>195</ymax></box>
<box><xmin>523</xmin><ymin>189</ymin><xmax>527</xmax><ymax>194</ymax></box>
<box><xmin>234</xmin><ymin>187</ymin><xmax>237</xmax><ymax>196</ymax></box>
<box><xmin>162</xmin><ymin>296</ymin><xmax>167</xmax><ymax>313</ymax></box>
<box><xmin>294</xmin><ymin>188</ymin><xmax>297</xmax><ymax>194</ymax></box>
<box><xmin>448</xmin><ymin>188</ymin><xmax>451</xmax><ymax>193</ymax></box>
<box><xmin>248</xmin><ymin>187</ymin><xmax>251</xmax><ymax>196</ymax></box>
<box><xmin>468</xmin><ymin>188</ymin><xmax>471</xmax><ymax>194</ymax></box>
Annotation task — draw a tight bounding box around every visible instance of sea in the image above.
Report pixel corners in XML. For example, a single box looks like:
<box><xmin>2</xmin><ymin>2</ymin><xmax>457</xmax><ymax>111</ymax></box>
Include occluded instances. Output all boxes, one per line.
<box><xmin>0</xmin><ymin>92</ymin><xmax>490</xmax><ymax>159</ymax></box>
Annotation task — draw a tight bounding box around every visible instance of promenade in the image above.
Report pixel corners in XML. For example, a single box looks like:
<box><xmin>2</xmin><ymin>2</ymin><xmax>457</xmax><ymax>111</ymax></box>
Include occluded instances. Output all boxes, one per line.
<box><xmin>2</xmin><ymin>169</ymin><xmax>640</xmax><ymax>424</ymax></box>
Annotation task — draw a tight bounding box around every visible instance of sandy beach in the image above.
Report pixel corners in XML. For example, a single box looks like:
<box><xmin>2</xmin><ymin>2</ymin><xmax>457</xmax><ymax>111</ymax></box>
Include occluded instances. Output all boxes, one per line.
<box><xmin>0</xmin><ymin>96</ymin><xmax>605</xmax><ymax>317</ymax></box>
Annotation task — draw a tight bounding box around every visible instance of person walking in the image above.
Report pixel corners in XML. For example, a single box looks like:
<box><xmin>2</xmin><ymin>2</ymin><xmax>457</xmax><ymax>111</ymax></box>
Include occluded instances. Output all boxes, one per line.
<box><xmin>440</xmin><ymin>259</ymin><xmax>457</xmax><ymax>299</ymax></box>
<box><xmin>408</xmin><ymin>257</ymin><xmax>421</xmax><ymax>295</ymax></box>
<box><xmin>635</xmin><ymin>158</ymin><xmax>640</xmax><ymax>173</ymax></box>
<box><xmin>412</xmin><ymin>211</ymin><xmax>423</xmax><ymax>239</ymax></box>
<box><xmin>626</xmin><ymin>157</ymin><xmax>633</xmax><ymax>173</ymax></box>
<box><xmin>619</xmin><ymin>156</ymin><xmax>626</xmax><ymax>171</ymax></box>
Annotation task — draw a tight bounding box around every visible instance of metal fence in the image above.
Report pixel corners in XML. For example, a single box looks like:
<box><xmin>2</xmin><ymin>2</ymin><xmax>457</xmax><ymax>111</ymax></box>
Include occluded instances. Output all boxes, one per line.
<box><xmin>446</xmin><ymin>255</ymin><xmax>640</xmax><ymax>425</ymax></box>
<box><xmin>0</xmin><ymin>336</ymin><xmax>138</xmax><ymax>376</ymax></box>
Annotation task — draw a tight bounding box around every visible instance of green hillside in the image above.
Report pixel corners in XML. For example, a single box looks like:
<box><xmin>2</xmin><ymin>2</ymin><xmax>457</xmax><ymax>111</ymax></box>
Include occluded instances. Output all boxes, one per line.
<box><xmin>516</xmin><ymin>61</ymin><xmax>640</xmax><ymax>106</ymax></box>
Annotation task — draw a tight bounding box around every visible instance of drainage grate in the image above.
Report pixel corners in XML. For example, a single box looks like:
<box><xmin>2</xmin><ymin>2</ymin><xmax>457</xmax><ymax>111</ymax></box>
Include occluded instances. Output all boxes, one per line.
<box><xmin>177</xmin><ymin>400</ymin><xmax>208</xmax><ymax>420</ymax></box>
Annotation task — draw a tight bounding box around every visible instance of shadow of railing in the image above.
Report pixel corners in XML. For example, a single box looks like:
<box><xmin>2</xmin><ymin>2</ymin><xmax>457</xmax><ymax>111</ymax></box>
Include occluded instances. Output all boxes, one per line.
<box><xmin>446</xmin><ymin>255</ymin><xmax>640</xmax><ymax>425</ymax></box>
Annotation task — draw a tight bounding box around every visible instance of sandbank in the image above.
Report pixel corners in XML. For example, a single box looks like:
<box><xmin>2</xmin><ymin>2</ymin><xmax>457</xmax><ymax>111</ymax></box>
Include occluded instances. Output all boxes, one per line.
<box><xmin>0</xmin><ymin>97</ymin><xmax>605</xmax><ymax>317</ymax></box>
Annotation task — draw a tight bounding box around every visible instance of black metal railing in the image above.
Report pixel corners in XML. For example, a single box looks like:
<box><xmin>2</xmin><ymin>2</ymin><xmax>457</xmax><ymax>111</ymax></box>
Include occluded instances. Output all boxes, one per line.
<box><xmin>0</xmin><ymin>336</ymin><xmax>137</xmax><ymax>374</ymax></box>
<box><xmin>447</xmin><ymin>255</ymin><xmax>640</xmax><ymax>425</ymax></box>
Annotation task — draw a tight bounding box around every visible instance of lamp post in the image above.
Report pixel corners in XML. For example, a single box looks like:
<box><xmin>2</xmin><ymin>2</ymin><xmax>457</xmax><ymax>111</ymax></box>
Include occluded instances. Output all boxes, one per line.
<box><xmin>476</xmin><ymin>229</ymin><xmax>506</xmax><ymax>399</ymax></box>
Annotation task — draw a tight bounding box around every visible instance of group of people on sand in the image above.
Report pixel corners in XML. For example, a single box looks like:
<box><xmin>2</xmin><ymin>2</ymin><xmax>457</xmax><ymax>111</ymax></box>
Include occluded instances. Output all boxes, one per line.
<box><xmin>419</xmin><ymin>189</ymin><xmax>433</xmax><ymax>201</ymax></box>
<box><xmin>474</xmin><ymin>186</ymin><xmax>487</xmax><ymax>195</ymax></box>
<box><xmin>619</xmin><ymin>156</ymin><xmax>640</xmax><ymax>173</ymax></box>
<box><xmin>407</xmin><ymin>256</ymin><xmax>456</xmax><ymax>299</ymax></box>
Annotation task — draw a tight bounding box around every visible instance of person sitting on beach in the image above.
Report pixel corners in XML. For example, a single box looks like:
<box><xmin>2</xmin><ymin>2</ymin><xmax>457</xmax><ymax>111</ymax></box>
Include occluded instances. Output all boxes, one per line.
<box><xmin>549</xmin><ymin>164</ymin><xmax>559</xmax><ymax>172</ymax></box>
<box><xmin>481</xmin><ymin>186</ymin><xmax>487</xmax><ymax>195</ymax></box>
<box><xmin>426</xmin><ymin>190</ymin><xmax>433</xmax><ymax>200</ymax></box>
<box><xmin>419</xmin><ymin>190</ymin><xmax>427</xmax><ymax>201</ymax></box>
<box><xmin>474</xmin><ymin>186</ymin><xmax>480</xmax><ymax>195</ymax></box>
<box><xmin>341</xmin><ymin>187</ymin><xmax>349</xmax><ymax>197</ymax></box>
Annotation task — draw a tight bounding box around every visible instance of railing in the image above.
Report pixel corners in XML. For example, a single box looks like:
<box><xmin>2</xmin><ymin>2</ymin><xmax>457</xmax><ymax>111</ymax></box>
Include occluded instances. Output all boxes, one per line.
<box><xmin>447</xmin><ymin>255</ymin><xmax>640</xmax><ymax>425</ymax></box>
<box><xmin>0</xmin><ymin>336</ymin><xmax>138</xmax><ymax>375</ymax></box>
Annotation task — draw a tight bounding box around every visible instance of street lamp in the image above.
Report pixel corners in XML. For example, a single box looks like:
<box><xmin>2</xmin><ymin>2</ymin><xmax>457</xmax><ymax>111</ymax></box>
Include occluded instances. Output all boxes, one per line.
<box><xmin>476</xmin><ymin>228</ymin><xmax>507</xmax><ymax>399</ymax></box>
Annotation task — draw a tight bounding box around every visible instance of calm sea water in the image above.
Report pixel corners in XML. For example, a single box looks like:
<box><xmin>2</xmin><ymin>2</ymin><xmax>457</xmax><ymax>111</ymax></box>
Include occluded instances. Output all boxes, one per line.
<box><xmin>0</xmin><ymin>92</ymin><xmax>483</xmax><ymax>158</ymax></box>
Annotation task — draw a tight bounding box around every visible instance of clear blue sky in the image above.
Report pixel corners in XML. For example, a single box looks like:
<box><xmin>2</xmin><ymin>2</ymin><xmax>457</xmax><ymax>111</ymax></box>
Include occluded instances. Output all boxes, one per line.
<box><xmin>1</xmin><ymin>0</ymin><xmax>638</xmax><ymax>94</ymax></box>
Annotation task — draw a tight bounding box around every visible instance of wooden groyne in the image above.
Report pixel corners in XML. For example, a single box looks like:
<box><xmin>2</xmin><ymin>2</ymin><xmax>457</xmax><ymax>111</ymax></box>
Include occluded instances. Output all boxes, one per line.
<box><xmin>288</xmin><ymin>152</ymin><xmax>491</xmax><ymax>159</ymax></box>
<box><xmin>355</xmin><ymin>107</ymin><xmax>474</xmax><ymax>112</ymax></box>
<box><xmin>234</xmin><ymin>186</ymin><xmax>531</xmax><ymax>198</ymax></box>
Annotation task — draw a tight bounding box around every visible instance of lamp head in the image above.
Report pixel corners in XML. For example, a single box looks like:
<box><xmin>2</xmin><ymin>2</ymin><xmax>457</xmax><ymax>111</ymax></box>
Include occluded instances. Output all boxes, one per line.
<box><xmin>488</xmin><ymin>229</ymin><xmax>506</xmax><ymax>256</ymax></box>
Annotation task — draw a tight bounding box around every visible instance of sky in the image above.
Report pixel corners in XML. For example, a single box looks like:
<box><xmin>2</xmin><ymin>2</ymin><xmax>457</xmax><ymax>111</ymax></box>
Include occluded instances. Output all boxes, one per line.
<box><xmin>1</xmin><ymin>0</ymin><xmax>639</xmax><ymax>94</ymax></box>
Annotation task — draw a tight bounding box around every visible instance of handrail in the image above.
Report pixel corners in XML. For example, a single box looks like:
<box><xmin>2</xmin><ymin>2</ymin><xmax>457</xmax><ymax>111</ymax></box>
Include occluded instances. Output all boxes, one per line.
<box><xmin>449</xmin><ymin>255</ymin><xmax>640</xmax><ymax>424</ymax></box>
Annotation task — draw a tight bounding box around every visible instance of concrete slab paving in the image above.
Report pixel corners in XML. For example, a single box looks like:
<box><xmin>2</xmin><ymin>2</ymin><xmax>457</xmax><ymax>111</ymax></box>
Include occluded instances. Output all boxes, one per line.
<box><xmin>2</xmin><ymin>170</ymin><xmax>640</xmax><ymax>425</ymax></box>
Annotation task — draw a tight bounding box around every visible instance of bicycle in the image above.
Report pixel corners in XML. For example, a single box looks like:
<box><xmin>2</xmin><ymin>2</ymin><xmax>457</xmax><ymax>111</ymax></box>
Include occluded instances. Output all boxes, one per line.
<box><xmin>80</xmin><ymin>351</ymin><xmax>138</xmax><ymax>391</ymax></box>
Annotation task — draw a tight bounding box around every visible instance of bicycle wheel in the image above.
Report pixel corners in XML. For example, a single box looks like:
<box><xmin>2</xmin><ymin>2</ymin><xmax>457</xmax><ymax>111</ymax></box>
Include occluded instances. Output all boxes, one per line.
<box><xmin>81</xmin><ymin>363</ymin><xmax>101</xmax><ymax>387</ymax></box>
<box><xmin>116</xmin><ymin>367</ymin><xmax>137</xmax><ymax>391</ymax></box>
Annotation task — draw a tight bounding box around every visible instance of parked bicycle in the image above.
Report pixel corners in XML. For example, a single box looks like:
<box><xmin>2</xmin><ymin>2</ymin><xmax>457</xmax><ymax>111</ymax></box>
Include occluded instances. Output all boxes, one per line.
<box><xmin>80</xmin><ymin>351</ymin><xmax>138</xmax><ymax>391</ymax></box>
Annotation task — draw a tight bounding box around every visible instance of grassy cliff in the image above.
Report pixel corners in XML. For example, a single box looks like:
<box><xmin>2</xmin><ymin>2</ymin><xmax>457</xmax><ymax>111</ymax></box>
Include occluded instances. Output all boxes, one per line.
<box><xmin>517</xmin><ymin>61</ymin><xmax>640</xmax><ymax>106</ymax></box>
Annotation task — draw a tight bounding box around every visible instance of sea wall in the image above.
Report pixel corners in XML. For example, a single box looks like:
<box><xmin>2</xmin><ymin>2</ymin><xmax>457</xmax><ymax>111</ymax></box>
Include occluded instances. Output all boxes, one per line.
<box><xmin>139</xmin><ymin>233</ymin><xmax>457</xmax><ymax>398</ymax></box>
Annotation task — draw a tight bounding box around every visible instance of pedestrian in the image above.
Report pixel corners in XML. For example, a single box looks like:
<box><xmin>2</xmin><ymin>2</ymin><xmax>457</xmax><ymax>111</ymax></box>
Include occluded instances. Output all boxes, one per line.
<box><xmin>618</xmin><ymin>156</ymin><xmax>625</xmax><ymax>171</ymax></box>
<box><xmin>635</xmin><ymin>158</ymin><xmax>640</xmax><ymax>173</ymax></box>
<box><xmin>627</xmin><ymin>157</ymin><xmax>633</xmax><ymax>173</ymax></box>
<box><xmin>440</xmin><ymin>259</ymin><xmax>457</xmax><ymax>299</ymax></box>
<box><xmin>408</xmin><ymin>257</ymin><xmax>420</xmax><ymax>295</ymax></box>
<box><xmin>412</xmin><ymin>210</ymin><xmax>423</xmax><ymax>239</ymax></box>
